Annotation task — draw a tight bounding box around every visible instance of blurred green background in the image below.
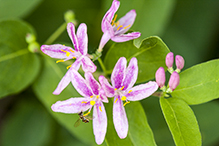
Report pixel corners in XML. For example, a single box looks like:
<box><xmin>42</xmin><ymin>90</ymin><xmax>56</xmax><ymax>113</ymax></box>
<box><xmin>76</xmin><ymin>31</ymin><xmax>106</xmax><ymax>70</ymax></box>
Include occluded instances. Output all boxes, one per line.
<box><xmin>0</xmin><ymin>0</ymin><xmax>219</xmax><ymax>146</ymax></box>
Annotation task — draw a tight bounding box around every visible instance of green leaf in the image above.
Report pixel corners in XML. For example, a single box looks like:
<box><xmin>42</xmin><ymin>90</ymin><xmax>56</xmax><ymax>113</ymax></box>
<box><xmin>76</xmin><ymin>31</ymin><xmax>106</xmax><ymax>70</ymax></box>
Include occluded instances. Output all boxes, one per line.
<box><xmin>104</xmin><ymin>36</ymin><xmax>170</xmax><ymax>83</ymax></box>
<box><xmin>32</xmin><ymin>56</ymin><xmax>95</xmax><ymax>145</ymax></box>
<box><xmin>171</xmin><ymin>59</ymin><xmax>219</xmax><ymax>105</ymax></box>
<box><xmin>0</xmin><ymin>0</ymin><xmax>42</xmax><ymax>19</ymax></box>
<box><xmin>160</xmin><ymin>97</ymin><xmax>201</xmax><ymax>146</ymax></box>
<box><xmin>0</xmin><ymin>19</ymin><xmax>41</xmax><ymax>98</ymax></box>
<box><xmin>104</xmin><ymin>100</ymin><xmax>156</xmax><ymax>146</ymax></box>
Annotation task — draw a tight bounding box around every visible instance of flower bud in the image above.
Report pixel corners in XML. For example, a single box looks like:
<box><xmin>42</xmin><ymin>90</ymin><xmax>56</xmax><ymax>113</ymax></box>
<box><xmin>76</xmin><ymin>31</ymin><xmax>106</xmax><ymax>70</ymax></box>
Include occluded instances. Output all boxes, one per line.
<box><xmin>175</xmin><ymin>55</ymin><xmax>185</xmax><ymax>72</ymax></box>
<box><xmin>28</xmin><ymin>42</ymin><xmax>40</xmax><ymax>53</ymax></box>
<box><xmin>155</xmin><ymin>67</ymin><xmax>166</xmax><ymax>88</ymax></box>
<box><xmin>168</xmin><ymin>71</ymin><xmax>180</xmax><ymax>91</ymax></box>
<box><xmin>64</xmin><ymin>10</ymin><xmax>77</xmax><ymax>24</ymax></box>
<box><xmin>26</xmin><ymin>33</ymin><xmax>36</xmax><ymax>43</ymax></box>
<box><xmin>165</xmin><ymin>52</ymin><xmax>174</xmax><ymax>68</ymax></box>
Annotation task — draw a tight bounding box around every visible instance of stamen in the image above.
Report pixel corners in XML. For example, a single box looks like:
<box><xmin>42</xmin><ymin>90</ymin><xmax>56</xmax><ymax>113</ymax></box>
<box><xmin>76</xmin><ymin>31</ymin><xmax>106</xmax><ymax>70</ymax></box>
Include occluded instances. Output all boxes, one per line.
<box><xmin>72</xmin><ymin>57</ymin><xmax>76</xmax><ymax>59</ymax></box>
<box><xmin>123</xmin><ymin>101</ymin><xmax>130</xmax><ymax>106</ymax></box>
<box><xmin>70</xmin><ymin>49</ymin><xmax>75</xmax><ymax>53</ymax></box>
<box><xmin>111</xmin><ymin>14</ymin><xmax>118</xmax><ymax>26</ymax></box>
<box><xmin>123</xmin><ymin>24</ymin><xmax>131</xmax><ymax>29</ymax></box>
<box><xmin>114</xmin><ymin>88</ymin><xmax>117</xmax><ymax>91</ymax></box>
<box><xmin>90</xmin><ymin>100</ymin><xmax>96</xmax><ymax>106</ymax></box>
<box><xmin>81</xmin><ymin>101</ymin><xmax>87</xmax><ymax>103</ymax></box>
<box><xmin>56</xmin><ymin>60</ymin><xmax>65</xmax><ymax>63</ymax></box>
<box><xmin>99</xmin><ymin>106</ymin><xmax>102</xmax><ymax>112</ymax></box>
<box><xmin>63</xmin><ymin>45</ymin><xmax>65</xmax><ymax>46</ymax></box>
<box><xmin>96</xmin><ymin>95</ymin><xmax>99</xmax><ymax>99</ymax></box>
<box><xmin>83</xmin><ymin>111</ymin><xmax>90</xmax><ymax>116</ymax></box>
<box><xmin>114</xmin><ymin>98</ymin><xmax>118</xmax><ymax>103</ymax></box>
<box><xmin>66</xmin><ymin>65</ymin><xmax>71</xmax><ymax>69</ymax></box>
<box><xmin>120</xmin><ymin>86</ymin><xmax>124</xmax><ymax>90</ymax></box>
<box><xmin>115</xmin><ymin>21</ymin><xmax>119</xmax><ymax>27</ymax></box>
<box><xmin>117</xmin><ymin>25</ymin><xmax>123</xmax><ymax>31</ymax></box>
<box><xmin>61</xmin><ymin>49</ymin><xmax>70</xmax><ymax>57</ymax></box>
<box><xmin>121</xmin><ymin>96</ymin><xmax>126</xmax><ymax>101</ymax></box>
<box><xmin>90</xmin><ymin>95</ymin><xmax>93</xmax><ymax>98</ymax></box>
<box><xmin>128</xmin><ymin>90</ymin><xmax>132</xmax><ymax>93</ymax></box>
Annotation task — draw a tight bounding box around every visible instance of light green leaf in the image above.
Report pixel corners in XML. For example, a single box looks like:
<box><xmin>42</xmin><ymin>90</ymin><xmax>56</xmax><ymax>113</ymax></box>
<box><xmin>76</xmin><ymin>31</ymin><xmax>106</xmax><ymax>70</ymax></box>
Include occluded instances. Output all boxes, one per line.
<box><xmin>32</xmin><ymin>56</ymin><xmax>96</xmax><ymax>145</ymax></box>
<box><xmin>0</xmin><ymin>0</ymin><xmax>42</xmax><ymax>19</ymax></box>
<box><xmin>0</xmin><ymin>19</ymin><xmax>40</xmax><ymax>98</ymax></box>
<box><xmin>172</xmin><ymin>59</ymin><xmax>219</xmax><ymax>105</ymax></box>
<box><xmin>104</xmin><ymin>36</ymin><xmax>170</xmax><ymax>83</ymax></box>
<box><xmin>160</xmin><ymin>97</ymin><xmax>201</xmax><ymax>146</ymax></box>
<box><xmin>104</xmin><ymin>100</ymin><xmax>156</xmax><ymax>146</ymax></box>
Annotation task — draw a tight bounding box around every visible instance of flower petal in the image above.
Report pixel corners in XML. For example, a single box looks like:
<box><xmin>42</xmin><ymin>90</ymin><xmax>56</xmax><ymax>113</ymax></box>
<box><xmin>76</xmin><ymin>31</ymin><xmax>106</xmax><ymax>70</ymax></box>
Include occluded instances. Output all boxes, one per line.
<box><xmin>85</xmin><ymin>72</ymin><xmax>100</xmax><ymax>95</ymax></box>
<box><xmin>67</xmin><ymin>22</ymin><xmax>79</xmax><ymax>51</ymax></box>
<box><xmin>114</xmin><ymin>9</ymin><xmax>136</xmax><ymax>35</ymax></box>
<box><xmin>93</xmin><ymin>102</ymin><xmax>107</xmax><ymax>145</ymax></box>
<box><xmin>81</xmin><ymin>56</ymin><xmax>97</xmax><ymax>73</ymax></box>
<box><xmin>99</xmin><ymin>75</ymin><xmax>115</xmax><ymax>97</ymax></box>
<box><xmin>122</xmin><ymin>57</ymin><xmax>138</xmax><ymax>90</ymax></box>
<box><xmin>125</xmin><ymin>81</ymin><xmax>158</xmax><ymax>101</ymax></box>
<box><xmin>113</xmin><ymin>96</ymin><xmax>128</xmax><ymax>138</ymax></box>
<box><xmin>98</xmin><ymin>28</ymin><xmax>114</xmax><ymax>50</ymax></box>
<box><xmin>76</xmin><ymin>23</ymin><xmax>88</xmax><ymax>55</ymax></box>
<box><xmin>111</xmin><ymin>57</ymin><xmax>127</xmax><ymax>89</ymax></box>
<box><xmin>41</xmin><ymin>44</ymin><xmax>76</xmax><ymax>59</ymax></box>
<box><xmin>99</xmin><ymin>88</ymin><xmax>109</xmax><ymax>103</ymax></box>
<box><xmin>71</xmin><ymin>69</ymin><xmax>93</xmax><ymax>97</ymax></box>
<box><xmin>101</xmin><ymin>0</ymin><xmax>120</xmax><ymax>32</ymax></box>
<box><xmin>111</xmin><ymin>32</ymin><xmax>141</xmax><ymax>42</ymax></box>
<box><xmin>71</xmin><ymin>57</ymin><xmax>82</xmax><ymax>71</ymax></box>
<box><xmin>51</xmin><ymin>97</ymin><xmax>92</xmax><ymax>113</ymax></box>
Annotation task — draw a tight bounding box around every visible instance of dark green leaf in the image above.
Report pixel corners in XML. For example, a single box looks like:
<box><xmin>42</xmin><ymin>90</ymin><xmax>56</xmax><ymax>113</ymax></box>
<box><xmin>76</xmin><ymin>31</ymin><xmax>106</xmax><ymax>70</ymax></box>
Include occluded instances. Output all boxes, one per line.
<box><xmin>0</xmin><ymin>19</ymin><xmax>40</xmax><ymax>98</ymax></box>
<box><xmin>160</xmin><ymin>97</ymin><xmax>201</xmax><ymax>146</ymax></box>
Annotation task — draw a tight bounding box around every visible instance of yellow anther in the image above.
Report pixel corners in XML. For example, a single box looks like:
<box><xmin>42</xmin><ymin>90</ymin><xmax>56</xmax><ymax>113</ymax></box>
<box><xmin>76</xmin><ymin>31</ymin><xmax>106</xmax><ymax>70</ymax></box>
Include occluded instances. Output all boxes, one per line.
<box><xmin>56</xmin><ymin>60</ymin><xmax>65</xmax><ymax>63</ymax></box>
<box><xmin>90</xmin><ymin>100</ymin><xmax>96</xmax><ymax>106</ymax></box>
<box><xmin>90</xmin><ymin>95</ymin><xmax>93</xmax><ymax>98</ymax></box>
<box><xmin>66</xmin><ymin>65</ymin><xmax>71</xmax><ymax>69</ymax></box>
<box><xmin>121</xmin><ymin>96</ymin><xmax>126</xmax><ymax>101</ymax></box>
<box><xmin>114</xmin><ymin>88</ymin><xmax>117</xmax><ymax>91</ymax></box>
<box><xmin>81</xmin><ymin>101</ymin><xmax>87</xmax><ymax>103</ymax></box>
<box><xmin>99</xmin><ymin>106</ymin><xmax>102</xmax><ymax>112</ymax></box>
<box><xmin>70</xmin><ymin>49</ymin><xmax>75</xmax><ymax>53</ymax></box>
<box><xmin>72</xmin><ymin>57</ymin><xmax>76</xmax><ymax>59</ymax></box>
<box><xmin>111</xmin><ymin>14</ymin><xmax>118</xmax><ymax>26</ymax></box>
<box><xmin>83</xmin><ymin>111</ymin><xmax>90</xmax><ymax>116</ymax></box>
<box><xmin>117</xmin><ymin>25</ymin><xmax>123</xmax><ymax>31</ymax></box>
<box><xmin>61</xmin><ymin>49</ymin><xmax>70</xmax><ymax>57</ymax></box>
<box><xmin>115</xmin><ymin>21</ymin><xmax>119</xmax><ymax>27</ymax></box>
<box><xmin>63</xmin><ymin>44</ymin><xmax>65</xmax><ymax>46</ymax></box>
<box><xmin>128</xmin><ymin>90</ymin><xmax>132</xmax><ymax>93</ymax></box>
<box><xmin>123</xmin><ymin>101</ymin><xmax>130</xmax><ymax>106</ymax></box>
<box><xmin>96</xmin><ymin>95</ymin><xmax>99</xmax><ymax>98</ymax></box>
<box><xmin>120</xmin><ymin>86</ymin><xmax>124</xmax><ymax>90</ymax></box>
<box><xmin>123</xmin><ymin>24</ymin><xmax>131</xmax><ymax>29</ymax></box>
<box><xmin>114</xmin><ymin>98</ymin><xmax>118</xmax><ymax>103</ymax></box>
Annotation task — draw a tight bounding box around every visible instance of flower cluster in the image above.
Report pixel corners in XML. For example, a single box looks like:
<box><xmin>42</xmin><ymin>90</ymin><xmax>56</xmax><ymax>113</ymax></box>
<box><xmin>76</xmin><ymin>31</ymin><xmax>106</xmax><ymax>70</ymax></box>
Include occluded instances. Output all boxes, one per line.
<box><xmin>41</xmin><ymin>0</ymin><xmax>158</xmax><ymax>145</ymax></box>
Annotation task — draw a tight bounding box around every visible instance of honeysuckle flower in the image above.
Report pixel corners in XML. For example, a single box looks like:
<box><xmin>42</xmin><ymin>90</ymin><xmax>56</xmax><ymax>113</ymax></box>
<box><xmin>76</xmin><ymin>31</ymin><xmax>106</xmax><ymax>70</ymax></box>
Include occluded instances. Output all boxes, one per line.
<box><xmin>51</xmin><ymin>70</ymin><xmax>108</xmax><ymax>145</ymax></box>
<box><xmin>155</xmin><ymin>67</ymin><xmax>166</xmax><ymax>89</ymax></box>
<box><xmin>99</xmin><ymin>57</ymin><xmax>158</xmax><ymax>138</ymax></box>
<box><xmin>175</xmin><ymin>55</ymin><xmax>185</xmax><ymax>73</ymax></box>
<box><xmin>41</xmin><ymin>22</ymin><xmax>96</xmax><ymax>95</ymax></box>
<box><xmin>167</xmin><ymin>71</ymin><xmax>180</xmax><ymax>92</ymax></box>
<box><xmin>98</xmin><ymin>0</ymin><xmax>141</xmax><ymax>52</ymax></box>
<box><xmin>166</xmin><ymin>52</ymin><xmax>174</xmax><ymax>73</ymax></box>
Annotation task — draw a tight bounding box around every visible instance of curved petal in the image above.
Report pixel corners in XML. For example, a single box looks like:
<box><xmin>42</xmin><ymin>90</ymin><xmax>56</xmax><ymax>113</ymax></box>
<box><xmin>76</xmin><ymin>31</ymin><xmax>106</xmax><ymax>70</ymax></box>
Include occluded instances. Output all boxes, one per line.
<box><xmin>67</xmin><ymin>22</ymin><xmax>79</xmax><ymax>51</ymax></box>
<box><xmin>41</xmin><ymin>44</ymin><xmax>76</xmax><ymax>59</ymax></box>
<box><xmin>99</xmin><ymin>75</ymin><xmax>115</xmax><ymax>97</ymax></box>
<box><xmin>71</xmin><ymin>57</ymin><xmax>82</xmax><ymax>71</ymax></box>
<box><xmin>71</xmin><ymin>69</ymin><xmax>93</xmax><ymax>97</ymax></box>
<box><xmin>113</xmin><ymin>96</ymin><xmax>128</xmax><ymax>139</ymax></box>
<box><xmin>101</xmin><ymin>0</ymin><xmax>120</xmax><ymax>32</ymax></box>
<box><xmin>125</xmin><ymin>81</ymin><xmax>158</xmax><ymax>101</ymax></box>
<box><xmin>77</xmin><ymin>23</ymin><xmax>88</xmax><ymax>55</ymax></box>
<box><xmin>85</xmin><ymin>72</ymin><xmax>100</xmax><ymax>95</ymax></box>
<box><xmin>122</xmin><ymin>57</ymin><xmax>138</xmax><ymax>90</ymax></box>
<box><xmin>114</xmin><ymin>9</ymin><xmax>136</xmax><ymax>35</ymax></box>
<box><xmin>98</xmin><ymin>29</ymin><xmax>113</xmax><ymax>50</ymax></box>
<box><xmin>93</xmin><ymin>102</ymin><xmax>107</xmax><ymax>145</ymax></box>
<box><xmin>81</xmin><ymin>56</ymin><xmax>97</xmax><ymax>73</ymax></box>
<box><xmin>53</xmin><ymin>68</ymin><xmax>72</xmax><ymax>95</ymax></box>
<box><xmin>111</xmin><ymin>57</ymin><xmax>127</xmax><ymax>89</ymax></box>
<box><xmin>51</xmin><ymin>97</ymin><xmax>92</xmax><ymax>113</ymax></box>
<box><xmin>111</xmin><ymin>32</ymin><xmax>141</xmax><ymax>42</ymax></box>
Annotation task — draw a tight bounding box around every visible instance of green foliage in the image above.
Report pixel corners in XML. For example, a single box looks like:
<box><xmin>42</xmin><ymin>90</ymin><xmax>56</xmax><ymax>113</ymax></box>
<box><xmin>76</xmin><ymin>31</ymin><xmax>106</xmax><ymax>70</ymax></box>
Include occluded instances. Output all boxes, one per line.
<box><xmin>104</xmin><ymin>36</ymin><xmax>170</xmax><ymax>83</ymax></box>
<box><xmin>0</xmin><ymin>20</ymin><xmax>40</xmax><ymax>98</ymax></box>
<box><xmin>172</xmin><ymin>59</ymin><xmax>219</xmax><ymax>105</ymax></box>
<box><xmin>160</xmin><ymin>97</ymin><xmax>201</xmax><ymax>146</ymax></box>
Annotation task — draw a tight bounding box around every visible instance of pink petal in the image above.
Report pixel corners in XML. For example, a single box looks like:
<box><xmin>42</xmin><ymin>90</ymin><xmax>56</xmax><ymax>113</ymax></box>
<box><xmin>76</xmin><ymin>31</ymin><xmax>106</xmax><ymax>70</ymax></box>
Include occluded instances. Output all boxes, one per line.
<box><xmin>99</xmin><ymin>88</ymin><xmax>109</xmax><ymax>103</ymax></box>
<box><xmin>122</xmin><ymin>57</ymin><xmax>138</xmax><ymax>90</ymax></box>
<box><xmin>76</xmin><ymin>23</ymin><xmax>88</xmax><ymax>55</ymax></box>
<box><xmin>67</xmin><ymin>22</ymin><xmax>79</xmax><ymax>51</ymax></box>
<box><xmin>113</xmin><ymin>96</ymin><xmax>128</xmax><ymax>138</ymax></box>
<box><xmin>85</xmin><ymin>72</ymin><xmax>100</xmax><ymax>95</ymax></box>
<box><xmin>125</xmin><ymin>81</ymin><xmax>158</xmax><ymax>101</ymax></box>
<box><xmin>51</xmin><ymin>97</ymin><xmax>92</xmax><ymax>113</ymax></box>
<box><xmin>111</xmin><ymin>32</ymin><xmax>141</xmax><ymax>42</ymax></box>
<box><xmin>93</xmin><ymin>102</ymin><xmax>107</xmax><ymax>145</ymax></box>
<box><xmin>111</xmin><ymin>57</ymin><xmax>127</xmax><ymax>89</ymax></box>
<box><xmin>71</xmin><ymin>57</ymin><xmax>82</xmax><ymax>71</ymax></box>
<box><xmin>98</xmin><ymin>29</ymin><xmax>114</xmax><ymax>50</ymax></box>
<box><xmin>81</xmin><ymin>56</ymin><xmax>97</xmax><ymax>73</ymax></box>
<box><xmin>99</xmin><ymin>75</ymin><xmax>115</xmax><ymax>97</ymax></box>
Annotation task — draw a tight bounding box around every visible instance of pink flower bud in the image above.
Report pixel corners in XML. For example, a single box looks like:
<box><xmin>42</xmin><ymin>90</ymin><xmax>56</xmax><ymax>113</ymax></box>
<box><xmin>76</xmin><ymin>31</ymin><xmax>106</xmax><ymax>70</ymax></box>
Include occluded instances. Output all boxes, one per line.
<box><xmin>155</xmin><ymin>67</ymin><xmax>166</xmax><ymax>88</ymax></box>
<box><xmin>175</xmin><ymin>55</ymin><xmax>185</xmax><ymax>71</ymax></box>
<box><xmin>165</xmin><ymin>52</ymin><xmax>174</xmax><ymax>68</ymax></box>
<box><xmin>168</xmin><ymin>71</ymin><xmax>180</xmax><ymax>91</ymax></box>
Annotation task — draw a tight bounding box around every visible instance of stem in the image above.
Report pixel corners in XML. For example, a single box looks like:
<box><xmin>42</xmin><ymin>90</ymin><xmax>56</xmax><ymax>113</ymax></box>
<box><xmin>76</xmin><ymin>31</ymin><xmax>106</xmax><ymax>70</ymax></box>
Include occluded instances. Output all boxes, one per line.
<box><xmin>44</xmin><ymin>22</ymin><xmax>67</xmax><ymax>45</ymax></box>
<box><xmin>97</xmin><ymin>57</ymin><xmax>107</xmax><ymax>75</ymax></box>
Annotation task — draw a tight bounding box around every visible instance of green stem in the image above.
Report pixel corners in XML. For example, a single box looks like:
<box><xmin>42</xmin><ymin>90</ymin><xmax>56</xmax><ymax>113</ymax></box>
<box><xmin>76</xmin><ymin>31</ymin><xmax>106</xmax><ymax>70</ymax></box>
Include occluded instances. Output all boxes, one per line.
<box><xmin>97</xmin><ymin>57</ymin><xmax>107</xmax><ymax>75</ymax></box>
<box><xmin>44</xmin><ymin>22</ymin><xmax>67</xmax><ymax>45</ymax></box>
<box><xmin>0</xmin><ymin>49</ymin><xmax>29</xmax><ymax>63</ymax></box>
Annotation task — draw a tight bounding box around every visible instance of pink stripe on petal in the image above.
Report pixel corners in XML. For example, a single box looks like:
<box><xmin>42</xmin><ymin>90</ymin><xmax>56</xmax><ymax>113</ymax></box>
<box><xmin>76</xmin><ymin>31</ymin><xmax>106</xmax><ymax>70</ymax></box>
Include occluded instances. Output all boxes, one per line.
<box><xmin>111</xmin><ymin>57</ymin><xmax>127</xmax><ymax>89</ymax></box>
<box><xmin>77</xmin><ymin>23</ymin><xmax>88</xmax><ymax>55</ymax></box>
<box><xmin>93</xmin><ymin>102</ymin><xmax>107</xmax><ymax>145</ymax></box>
<box><xmin>111</xmin><ymin>32</ymin><xmax>141</xmax><ymax>42</ymax></box>
<box><xmin>99</xmin><ymin>75</ymin><xmax>115</xmax><ymax>97</ymax></box>
<box><xmin>85</xmin><ymin>72</ymin><xmax>100</xmax><ymax>95</ymax></box>
<box><xmin>51</xmin><ymin>97</ymin><xmax>92</xmax><ymax>113</ymax></box>
<box><xmin>125</xmin><ymin>81</ymin><xmax>158</xmax><ymax>101</ymax></box>
<box><xmin>81</xmin><ymin>56</ymin><xmax>97</xmax><ymax>73</ymax></box>
<box><xmin>113</xmin><ymin>96</ymin><xmax>128</xmax><ymax>139</ymax></box>
<box><xmin>67</xmin><ymin>22</ymin><xmax>79</xmax><ymax>51</ymax></box>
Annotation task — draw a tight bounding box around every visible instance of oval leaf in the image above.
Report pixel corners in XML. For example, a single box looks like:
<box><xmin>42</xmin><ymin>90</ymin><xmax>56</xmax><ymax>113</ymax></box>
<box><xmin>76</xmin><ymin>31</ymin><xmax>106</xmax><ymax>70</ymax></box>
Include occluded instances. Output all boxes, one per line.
<box><xmin>160</xmin><ymin>97</ymin><xmax>201</xmax><ymax>146</ymax></box>
<box><xmin>172</xmin><ymin>59</ymin><xmax>219</xmax><ymax>105</ymax></box>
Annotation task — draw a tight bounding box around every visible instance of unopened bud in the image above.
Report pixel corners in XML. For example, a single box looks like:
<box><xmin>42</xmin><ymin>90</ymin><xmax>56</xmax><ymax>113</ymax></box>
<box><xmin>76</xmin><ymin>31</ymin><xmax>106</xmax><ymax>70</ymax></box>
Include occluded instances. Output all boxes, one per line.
<box><xmin>64</xmin><ymin>10</ymin><xmax>77</xmax><ymax>24</ymax></box>
<box><xmin>26</xmin><ymin>33</ymin><xmax>36</xmax><ymax>43</ymax></box>
<box><xmin>155</xmin><ymin>67</ymin><xmax>166</xmax><ymax>88</ymax></box>
<box><xmin>168</xmin><ymin>71</ymin><xmax>180</xmax><ymax>92</ymax></box>
<box><xmin>28</xmin><ymin>42</ymin><xmax>40</xmax><ymax>53</ymax></box>
<box><xmin>175</xmin><ymin>55</ymin><xmax>185</xmax><ymax>73</ymax></box>
<box><xmin>165</xmin><ymin>52</ymin><xmax>174</xmax><ymax>68</ymax></box>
